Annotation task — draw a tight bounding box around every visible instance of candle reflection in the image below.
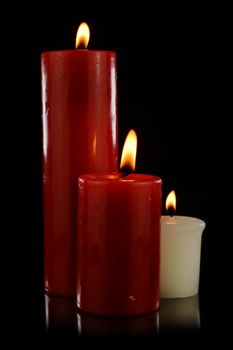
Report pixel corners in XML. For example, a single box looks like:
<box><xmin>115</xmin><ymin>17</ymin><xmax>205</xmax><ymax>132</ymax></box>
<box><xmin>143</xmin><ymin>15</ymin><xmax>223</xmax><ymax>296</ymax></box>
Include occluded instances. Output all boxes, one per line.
<box><xmin>159</xmin><ymin>295</ymin><xmax>200</xmax><ymax>332</ymax></box>
<box><xmin>45</xmin><ymin>294</ymin><xmax>200</xmax><ymax>335</ymax></box>
<box><xmin>77</xmin><ymin>311</ymin><xmax>159</xmax><ymax>336</ymax></box>
<box><xmin>45</xmin><ymin>294</ymin><xmax>77</xmax><ymax>331</ymax></box>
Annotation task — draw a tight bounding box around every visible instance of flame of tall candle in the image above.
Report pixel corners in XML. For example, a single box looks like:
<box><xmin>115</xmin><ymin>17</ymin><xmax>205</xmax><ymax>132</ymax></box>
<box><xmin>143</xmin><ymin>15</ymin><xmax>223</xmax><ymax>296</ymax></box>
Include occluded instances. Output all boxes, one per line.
<box><xmin>166</xmin><ymin>190</ymin><xmax>176</xmax><ymax>214</ymax></box>
<box><xmin>120</xmin><ymin>129</ymin><xmax>137</xmax><ymax>173</ymax></box>
<box><xmin>76</xmin><ymin>22</ymin><xmax>90</xmax><ymax>49</ymax></box>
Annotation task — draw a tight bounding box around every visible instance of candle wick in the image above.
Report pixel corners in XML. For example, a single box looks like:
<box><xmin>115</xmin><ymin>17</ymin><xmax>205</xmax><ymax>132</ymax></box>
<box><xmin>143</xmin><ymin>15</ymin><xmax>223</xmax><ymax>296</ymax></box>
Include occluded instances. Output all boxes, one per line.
<box><xmin>167</xmin><ymin>207</ymin><xmax>175</xmax><ymax>218</ymax></box>
<box><xmin>120</xmin><ymin>164</ymin><xmax>133</xmax><ymax>178</ymax></box>
<box><xmin>120</xmin><ymin>172</ymin><xmax>131</xmax><ymax>178</ymax></box>
<box><xmin>76</xmin><ymin>43</ymin><xmax>87</xmax><ymax>50</ymax></box>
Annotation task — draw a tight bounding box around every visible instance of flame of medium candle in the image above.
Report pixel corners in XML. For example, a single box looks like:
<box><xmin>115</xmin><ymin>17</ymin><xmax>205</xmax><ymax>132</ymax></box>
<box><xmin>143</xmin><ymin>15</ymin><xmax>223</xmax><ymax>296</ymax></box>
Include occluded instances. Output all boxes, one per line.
<box><xmin>76</xmin><ymin>22</ymin><xmax>90</xmax><ymax>49</ymax></box>
<box><xmin>120</xmin><ymin>129</ymin><xmax>137</xmax><ymax>172</ymax></box>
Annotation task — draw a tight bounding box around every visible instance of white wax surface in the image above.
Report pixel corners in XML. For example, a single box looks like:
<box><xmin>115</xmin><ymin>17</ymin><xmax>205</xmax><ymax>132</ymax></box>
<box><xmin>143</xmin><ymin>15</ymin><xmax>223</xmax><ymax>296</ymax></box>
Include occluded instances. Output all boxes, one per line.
<box><xmin>160</xmin><ymin>216</ymin><xmax>206</xmax><ymax>298</ymax></box>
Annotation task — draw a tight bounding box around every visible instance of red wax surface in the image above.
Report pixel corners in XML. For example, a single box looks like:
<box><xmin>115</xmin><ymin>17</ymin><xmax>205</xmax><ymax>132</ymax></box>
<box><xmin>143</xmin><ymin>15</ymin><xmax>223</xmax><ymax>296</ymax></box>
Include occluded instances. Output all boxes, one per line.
<box><xmin>77</xmin><ymin>173</ymin><xmax>162</xmax><ymax>316</ymax></box>
<box><xmin>41</xmin><ymin>51</ymin><xmax>118</xmax><ymax>297</ymax></box>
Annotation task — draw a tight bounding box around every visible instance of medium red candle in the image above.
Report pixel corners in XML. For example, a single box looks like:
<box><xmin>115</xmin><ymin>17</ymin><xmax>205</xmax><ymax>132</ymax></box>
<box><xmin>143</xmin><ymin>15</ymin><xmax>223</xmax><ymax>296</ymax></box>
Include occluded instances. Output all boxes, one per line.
<box><xmin>41</xmin><ymin>23</ymin><xmax>118</xmax><ymax>297</ymax></box>
<box><xmin>77</xmin><ymin>130</ymin><xmax>162</xmax><ymax>316</ymax></box>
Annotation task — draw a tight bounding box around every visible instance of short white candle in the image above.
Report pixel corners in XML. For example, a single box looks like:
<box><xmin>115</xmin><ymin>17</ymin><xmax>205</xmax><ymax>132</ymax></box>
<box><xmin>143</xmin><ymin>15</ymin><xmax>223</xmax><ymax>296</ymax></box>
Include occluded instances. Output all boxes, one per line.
<box><xmin>160</xmin><ymin>191</ymin><xmax>206</xmax><ymax>298</ymax></box>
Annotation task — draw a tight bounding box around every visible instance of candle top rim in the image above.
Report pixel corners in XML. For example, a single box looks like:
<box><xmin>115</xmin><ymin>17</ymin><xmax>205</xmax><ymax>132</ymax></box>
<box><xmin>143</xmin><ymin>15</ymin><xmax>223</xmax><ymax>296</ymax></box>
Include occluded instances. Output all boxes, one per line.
<box><xmin>78</xmin><ymin>172</ymin><xmax>162</xmax><ymax>184</ymax></box>
<box><xmin>161</xmin><ymin>215</ymin><xmax>206</xmax><ymax>228</ymax></box>
<box><xmin>41</xmin><ymin>49</ymin><xmax>116</xmax><ymax>56</ymax></box>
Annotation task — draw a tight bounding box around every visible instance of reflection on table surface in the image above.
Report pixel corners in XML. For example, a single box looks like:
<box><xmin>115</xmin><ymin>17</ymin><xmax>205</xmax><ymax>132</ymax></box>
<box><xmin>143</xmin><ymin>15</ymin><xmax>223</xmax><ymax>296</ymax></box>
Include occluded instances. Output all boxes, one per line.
<box><xmin>160</xmin><ymin>295</ymin><xmax>200</xmax><ymax>332</ymax></box>
<box><xmin>77</xmin><ymin>311</ymin><xmax>159</xmax><ymax>336</ymax></box>
<box><xmin>45</xmin><ymin>294</ymin><xmax>77</xmax><ymax>330</ymax></box>
<box><xmin>44</xmin><ymin>293</ymin><xmax>200</xmax><ymax>336</ymax></box>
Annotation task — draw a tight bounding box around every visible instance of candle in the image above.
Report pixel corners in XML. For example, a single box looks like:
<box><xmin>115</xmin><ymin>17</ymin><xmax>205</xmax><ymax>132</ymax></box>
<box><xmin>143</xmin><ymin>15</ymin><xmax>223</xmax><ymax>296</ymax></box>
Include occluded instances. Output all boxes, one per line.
<box><xmin>76</xmin><ymin>130</ymin><xmax>162</xmax><ymax>316</ymax></box>
<box><xmin>160</xmin><ymin>191</ymin><xmax>206</xmax><ymax>298</ymax></box>
<box><xmin>41</xmin><ymin>23</ymin><xmax>118</xmax><ymax>297</ymax></box>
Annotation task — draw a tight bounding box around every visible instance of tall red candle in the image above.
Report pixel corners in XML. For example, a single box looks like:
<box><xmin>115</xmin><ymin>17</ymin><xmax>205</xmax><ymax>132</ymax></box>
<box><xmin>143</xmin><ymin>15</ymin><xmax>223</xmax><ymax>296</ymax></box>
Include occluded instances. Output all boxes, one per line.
<box><xmin>41</xmin><ymin>23</ymin><xmax>118</xmax><ymax>297</ymax></box>
<box><xmin>77</xmin><ymin>131</ymin><xmax>162</xmax><ymax>316</ymax></box>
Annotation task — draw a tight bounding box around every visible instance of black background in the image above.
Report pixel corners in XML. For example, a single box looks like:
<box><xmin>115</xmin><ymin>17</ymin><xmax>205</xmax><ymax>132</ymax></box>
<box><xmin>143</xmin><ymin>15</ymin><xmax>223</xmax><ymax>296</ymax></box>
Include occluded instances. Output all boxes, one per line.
<box><xmin>5</xmin><ymin>0</ymin><xmax>231</xmax><ymax>345</ymax></box>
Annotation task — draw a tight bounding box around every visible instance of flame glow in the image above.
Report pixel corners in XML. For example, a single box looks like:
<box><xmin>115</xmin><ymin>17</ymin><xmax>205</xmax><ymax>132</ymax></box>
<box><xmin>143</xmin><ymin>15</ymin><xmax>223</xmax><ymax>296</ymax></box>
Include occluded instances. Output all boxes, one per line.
<box><xmin>165</xmin><ymin>190</ymin><xmax>176</xmax><ymax>212</ymax></box>
<box><xmin>120</xmin><ymin>129</ymin><xmax>137</xmax><ymax>172</ymax></box>
<box><xmin>75</xmin><ymin>22</ymin><xmax>90</xmax><ymax>49</ymax></box>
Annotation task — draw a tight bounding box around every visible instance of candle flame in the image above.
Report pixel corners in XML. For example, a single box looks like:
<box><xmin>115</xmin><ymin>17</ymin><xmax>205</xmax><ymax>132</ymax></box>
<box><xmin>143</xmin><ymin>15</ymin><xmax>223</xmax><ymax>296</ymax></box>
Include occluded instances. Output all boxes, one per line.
<box><xmin>120</xmin><ymin>129</ymin><xmax>137</xmax><ymax>173</ymax></box>
<box><xmin>166</xmin><ymin>190</ymin><xmax>176</xmax><ymax>213</ymax></box>
<box><xmin>76</xmin><ymin>22</ymin><xmax>90</xmax><ymax>49</ymax></box>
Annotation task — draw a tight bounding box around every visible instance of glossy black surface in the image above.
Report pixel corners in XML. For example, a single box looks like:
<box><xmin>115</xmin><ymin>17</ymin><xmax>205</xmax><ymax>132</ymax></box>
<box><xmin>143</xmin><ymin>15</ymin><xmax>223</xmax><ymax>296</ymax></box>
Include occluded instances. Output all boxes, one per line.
<box><xmin>45</xmin><ymin>294</ymin><xmax>200</xmax><ymax>335</ymax></box>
